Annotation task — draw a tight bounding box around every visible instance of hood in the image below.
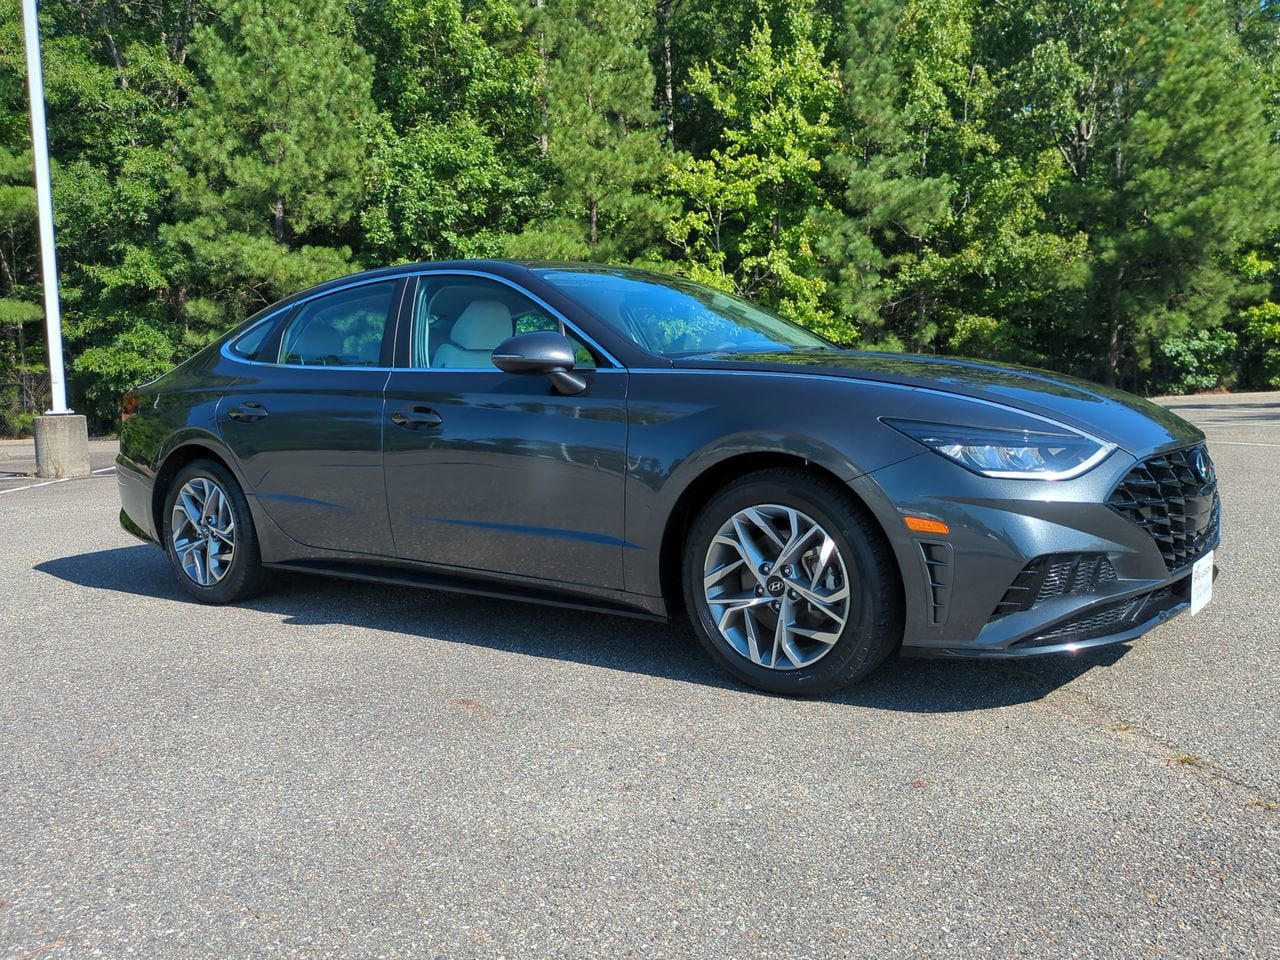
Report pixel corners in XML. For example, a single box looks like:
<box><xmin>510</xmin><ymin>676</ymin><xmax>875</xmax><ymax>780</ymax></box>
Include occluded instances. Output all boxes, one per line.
<box><xmin>673</xmin><ymin>350</ymin><xmax>1203</xmax><ymax>455</ymax></box>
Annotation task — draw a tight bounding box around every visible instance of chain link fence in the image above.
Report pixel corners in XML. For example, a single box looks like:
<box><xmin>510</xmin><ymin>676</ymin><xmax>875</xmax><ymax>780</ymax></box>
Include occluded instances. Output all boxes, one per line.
<box><xmin>0</xmin><ymin>372</ymin><xmax>51</xmax><ymax>439</ymax></box>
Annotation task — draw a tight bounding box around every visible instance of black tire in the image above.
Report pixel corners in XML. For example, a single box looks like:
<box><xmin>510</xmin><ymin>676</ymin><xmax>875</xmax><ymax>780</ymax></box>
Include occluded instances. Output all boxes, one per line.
<box><xmin>683</xmin><ymin>468</ymin><xmax>902</xmax><ymax>696</ymax></box>
<box><xmin>161</xmin><ymin>458</ymin><xmax>269</xmax><ymax>604</ymax></box>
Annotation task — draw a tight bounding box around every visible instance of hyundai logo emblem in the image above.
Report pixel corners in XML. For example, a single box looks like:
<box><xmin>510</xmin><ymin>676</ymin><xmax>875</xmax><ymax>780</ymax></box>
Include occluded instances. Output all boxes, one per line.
<box><xmin>1191</xmin><ymin>447</ymin><xmax>1214</xmax><ymax>484</ymax></box>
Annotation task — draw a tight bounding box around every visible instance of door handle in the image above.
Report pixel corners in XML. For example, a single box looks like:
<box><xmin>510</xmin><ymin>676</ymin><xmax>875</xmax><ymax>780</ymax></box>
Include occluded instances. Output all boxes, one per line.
<box><xmin>227</xmin><ymin>401</ymin><xmax>269</xmax><ymax>422</ymax></box>
<box><xmin>390</xmin><ymin>407</ymin><xmax>443</xmax><ymax>429</ymax></box>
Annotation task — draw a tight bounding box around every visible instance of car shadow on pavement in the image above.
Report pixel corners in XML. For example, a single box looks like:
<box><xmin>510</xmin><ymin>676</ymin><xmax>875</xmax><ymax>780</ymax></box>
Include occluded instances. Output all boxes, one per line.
<box><xmin>36</xmin><ymin>544</ymin><xmax>1129</xmax><ymax>714</ymax></box>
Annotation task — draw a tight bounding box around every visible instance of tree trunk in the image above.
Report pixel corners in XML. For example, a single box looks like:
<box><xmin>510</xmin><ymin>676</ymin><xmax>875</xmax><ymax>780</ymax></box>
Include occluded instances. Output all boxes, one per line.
<box><xmin>537</xmin><ymin>0</ymin><xmax>549</xmax><ymax>157</ymax></box>
<box><xmin>662</xmin><ymin>15</ymin><xmax>675</xmax><ymax>144</ymax></box>
<box><xmin>273</xmin><ymin>198</ymin><xmax>286</xmax><ymax>244</ymax></box>
<box><xmin>589</xmin><ymin>198</ymin><xmax>598</xmax><ymax>246</ymax></box>
<box><xmin>1105</xmin><ymin>268</ymin><xmax>1124</xmax><ymax>387</ymax></box>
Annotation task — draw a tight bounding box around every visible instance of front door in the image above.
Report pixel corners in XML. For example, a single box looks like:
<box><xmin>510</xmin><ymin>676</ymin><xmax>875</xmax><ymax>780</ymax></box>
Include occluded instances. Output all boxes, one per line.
<box><xmin>382</xmin><ymin>274</ymin><xmax>629</xmax><ymax>589</ymax></box>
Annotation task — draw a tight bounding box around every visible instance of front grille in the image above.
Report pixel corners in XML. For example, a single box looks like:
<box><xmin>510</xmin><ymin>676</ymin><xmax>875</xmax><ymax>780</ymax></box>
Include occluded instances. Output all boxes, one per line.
<box><xmin>989</xmin><ymin>553</ymin><xmax>1118</xmax><ymax>621</ymax></box>
<box><xmin>1011</xmin><ymin>586</ymin><xmax>1181</xmax><ymax>649</ymax></box>
<box><xmin>1107</xmin><ymin>444</ymin><xmax>1219</xmax><ymax>572</ymax></box>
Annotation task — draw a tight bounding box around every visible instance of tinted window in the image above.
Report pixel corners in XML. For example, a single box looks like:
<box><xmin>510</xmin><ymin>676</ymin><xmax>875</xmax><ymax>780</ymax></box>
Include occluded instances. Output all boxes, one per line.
<box><xmin>278</xmin><ymin>283</ymin><xmax>396</xmax><ymax>367</ymax></box>
<box><xmin>230</xmin><ymin>318</ymin><xmax>275</xmax><ymax>361</ymax></box>
<box><xmin>411</xmin><ymin>276</ymin><xmax>596</xmax><ymax>370</ymax></box>
<box><xmin>537</xmin><ymin>268</ymin><xmax>832</xmax><ymax>357</ymax></box>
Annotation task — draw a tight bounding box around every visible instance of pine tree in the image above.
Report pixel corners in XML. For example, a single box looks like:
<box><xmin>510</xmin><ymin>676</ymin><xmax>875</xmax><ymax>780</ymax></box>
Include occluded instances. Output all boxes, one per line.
<box><xmin>817</xmin><ymin>0</ymin><xmax>953</xmax><ymax>347</ymax></box>
<box><xmin>994</xmin><ymin>0</ymin><xmax>1280</xmax><ymax>386</ymax></box>
<box><xmin>664</xmin><ymin>8</ymin><xmax>839</xmax><ymax>330</ymax></box>
<box><xmin>506</xmin><ymin>0</ymin><xmax>668</xmax><ymax>262</ymax></box>
<box><xmin>166</xmin><ymin>0</ymin><xmax>377</xmax><ymax>329</ymax></box>
<box><xmin>354</xmin><ymin>0</ymin><xmax>544</xmax><ymax>263</ymax></box>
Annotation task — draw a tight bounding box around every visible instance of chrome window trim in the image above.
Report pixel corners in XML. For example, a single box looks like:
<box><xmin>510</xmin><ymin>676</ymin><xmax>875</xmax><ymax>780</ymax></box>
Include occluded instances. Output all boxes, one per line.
<box><xmin>402</xmin><ymin>268</ymin><xmax>623</xmax><ymax>371</ymax></box>
<box><xmin>219</xmin><ymin>275</ymin><xmax>406</xmax><ymax>371</ymax></box>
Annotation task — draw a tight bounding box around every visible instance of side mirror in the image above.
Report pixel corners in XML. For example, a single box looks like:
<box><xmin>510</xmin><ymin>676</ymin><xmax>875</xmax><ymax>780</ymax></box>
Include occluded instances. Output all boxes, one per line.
<box><xmin>491</xmin><ymin>331</ymin><xmax>586</xmax><ymax>395</ymax></box>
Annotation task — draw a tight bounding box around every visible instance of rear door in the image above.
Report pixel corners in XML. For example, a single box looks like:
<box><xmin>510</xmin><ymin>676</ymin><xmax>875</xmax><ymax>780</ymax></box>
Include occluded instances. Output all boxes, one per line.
<box><xmin>382</xmin><ymin>272</ymin><xmax>630</xmax><ymax>589</ymax></box>
<box><xmin>217</xmin><ymin>278</ymin><xmax>405</xmax><ymax>556</ymax></box>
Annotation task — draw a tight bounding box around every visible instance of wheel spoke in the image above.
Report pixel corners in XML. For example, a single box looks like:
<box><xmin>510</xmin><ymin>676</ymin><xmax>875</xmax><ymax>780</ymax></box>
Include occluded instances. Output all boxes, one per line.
<box><xmin>789</xmin><ymin>625</ymin><xmax>841</xmax><ymax>646</ymax></box>
<box><xmin>179</xmin><ymin>488</ymin><xmax>204</xmax><ymax>527</ymax></box>
<box><xmin>704</xmin><ymin>557</ymin><xmax>745</xmax><ymax>590</ymax></box>
<box><xmin>742</xmin><ymin>608</ymin><xmax>765</xmax><ymax>665</ymax></box>
<box><xmin>205</xmin><ymin>484</ymin><xmax>223</xmax><ymax>523</ymax></box>
<box><xmin>809</xmin><ymin>533</ymin><xmax>838</xmax><ymax>590</ymax></box>
<box><xmin>741</xmin><ymin>507</ymin><xmax>787</xmax><ymax>550</ymax></box>
<box><xmin>709</xmin><ymin>592</ymin><xmax>774</xmax><ymax>612</ymax></box>
<box><xmin>789</xmin><ymin>581</ymin><xmax>849</xmax><ymax>628</ymax></box>
<box><xmin>181</xmin><ymin>539</ymin><xmax>208</xmax><ymax>586</ymax></box>
<box><xmin>773</xmin><ymin>512</ymin><xmax>819</xmax><ymax>571</ymax></box>
<box><xmin>770</xmin><ymin>595</ymin><xmax>791</xmax><ymax>668</ymax></box>
<box><xmin>729</xmin><ymin>515</ymin><xmax>773</xmax><ymax>583</ymax></box>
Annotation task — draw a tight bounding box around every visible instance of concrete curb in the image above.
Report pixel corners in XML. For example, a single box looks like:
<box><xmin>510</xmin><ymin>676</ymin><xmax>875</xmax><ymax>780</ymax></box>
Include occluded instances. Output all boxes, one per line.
<box><xmin>0</xmin><ymin>440</ymin><xmax>34</xmax><ymax>462</ymax></box>
<box><xmin>0</xmin><ymin>438</ymin><xmax>117</xmax><ymax>462</ymax></box>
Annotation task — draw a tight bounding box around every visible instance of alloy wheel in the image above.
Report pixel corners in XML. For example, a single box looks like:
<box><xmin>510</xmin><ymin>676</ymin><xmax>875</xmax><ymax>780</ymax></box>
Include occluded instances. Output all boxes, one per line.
<box><xmin>170</xmin><ymin>476</ymin><xmax>237</xmax><ymax>587</ymax></box>
<box><xmin>702</xmin><ymin>503</ymin><xmax>852</xmax><ymax>670</ymax></box>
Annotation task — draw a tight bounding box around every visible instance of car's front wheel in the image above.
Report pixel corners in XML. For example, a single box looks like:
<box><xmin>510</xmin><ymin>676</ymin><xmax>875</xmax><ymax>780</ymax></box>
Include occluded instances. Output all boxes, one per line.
<box><xmin>683</xmin><ymin>469</ymin><xmax>902</xmax><ymax>696</ymax></box>
<box><xmin>162</xmin><ymin>459</ymin><xmax>268</xmax><ymax>604</ymax></box>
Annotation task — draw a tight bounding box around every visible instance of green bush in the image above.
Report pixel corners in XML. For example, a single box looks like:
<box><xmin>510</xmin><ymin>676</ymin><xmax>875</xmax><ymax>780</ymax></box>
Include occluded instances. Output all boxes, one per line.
<box><xmin>1241</xmin><ymin>301</ymin><xmax>1280</xmax><ymax>389</ymax></box>
<box><xmin>1149</xmin><ymin>328</ymin><xmax>1238</xmax><ymax>396</ymax></box>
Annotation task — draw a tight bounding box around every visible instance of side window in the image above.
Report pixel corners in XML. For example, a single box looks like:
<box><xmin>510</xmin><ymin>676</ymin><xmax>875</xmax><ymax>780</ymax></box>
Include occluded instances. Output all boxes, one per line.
<box><xmin>278</xmin><ymin>282</ymin><xmax>396</xmax><ymax>367</ymax></box>
<box><xmin>411</xmin><ymin>277</ymin><xmax>597</xmax><ymax>370</ymax></box>
<box><xmin>230</xmin><ymin>317</ymin><xmax>275</xmax><ymax>361</ymax></box>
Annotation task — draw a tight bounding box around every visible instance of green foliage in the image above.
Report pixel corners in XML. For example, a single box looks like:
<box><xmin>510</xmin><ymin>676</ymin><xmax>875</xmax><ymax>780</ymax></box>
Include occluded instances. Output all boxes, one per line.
<box><xmin>179</xmin><ymin>0</ymin><xmax>373</xmax><ymax>241</ymax></box>
<box><xmin>991</xmin><ymin>0</ymin><xmax>1280</xmax><ymax>384</ymax></box>
<box><xmin>1150</xmin><ymin>327</ymin><xmax>1239</xmax><ymax>395</ymax></box>
<box><xmin>1242</xmin><ymin>301</ymin><xmax>1280</xmax><ymax>389</ymax></box>
<box><xmin>353</xmin><ymin>0</ymin><xmax>543</xmax><ymax>264</ymax></box>
<box><xmin>0</xmin><ymin>0</ymin><xmax>1277</xmax><ymax>431</ymax></box>
<box><xmin>506</xmin><ymin>0</ymin><xmax>670</xmax><ymax>262</ymax></box>
<box><xmin>664</xmin><ymin>10</ymin><xmax>839</xmax><ymax>333</ymax></box>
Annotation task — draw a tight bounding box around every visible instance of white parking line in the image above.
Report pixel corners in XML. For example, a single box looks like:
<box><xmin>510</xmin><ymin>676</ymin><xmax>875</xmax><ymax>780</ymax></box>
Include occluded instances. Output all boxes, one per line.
<box><xmin>1208</xmin><ymin>440</ymin><xmax>1280</xmax><ymax>448</ymax></box>
<box><xmin>0</xmin><ymin>466</ymin><xmax>116</xmax><ymax>496</ymax></box>
<box><xmin>0</xmin><ymin>477</ymin><xmax>67</xmax><ymax>495</ymax></box>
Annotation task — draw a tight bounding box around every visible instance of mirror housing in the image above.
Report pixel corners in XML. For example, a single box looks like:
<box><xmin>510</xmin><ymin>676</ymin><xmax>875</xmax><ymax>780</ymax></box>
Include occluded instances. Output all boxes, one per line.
<box><xmin>491</xmin><ymin>330</ymin><xmax>586</xmax><ymax>395</ymax></box>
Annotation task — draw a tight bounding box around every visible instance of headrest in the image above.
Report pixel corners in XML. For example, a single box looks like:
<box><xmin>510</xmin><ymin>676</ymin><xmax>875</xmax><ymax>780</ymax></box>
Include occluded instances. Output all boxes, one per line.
<box><xmin>451</xmin><ymin>300</ymin><xmax>512</xmax><ymax>350</ymax></box>
<box><xmin>293</xmin><ymin>324</ymin><xmax>342</xmax><ymax>359</ymax></box>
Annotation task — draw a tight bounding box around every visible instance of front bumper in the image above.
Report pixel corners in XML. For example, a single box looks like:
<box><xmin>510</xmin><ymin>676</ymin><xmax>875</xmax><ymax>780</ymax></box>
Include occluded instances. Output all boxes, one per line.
<box><xmin>859</xmin><ymin>442</ymin><xmax>1220</xmax><ymax>658</ymax></box>
<box><xmin>905</xmin><ymin>561</ymin><xmax>1215</xmax><ymax>658</ymax></box>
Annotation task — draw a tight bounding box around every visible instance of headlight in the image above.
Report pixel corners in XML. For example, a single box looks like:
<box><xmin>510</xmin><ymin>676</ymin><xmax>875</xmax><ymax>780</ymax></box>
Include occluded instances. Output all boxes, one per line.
<box><xmin>883</xmin><ymin>419</ymin><xmax>1115</xmax><ymax>480</ymax></box>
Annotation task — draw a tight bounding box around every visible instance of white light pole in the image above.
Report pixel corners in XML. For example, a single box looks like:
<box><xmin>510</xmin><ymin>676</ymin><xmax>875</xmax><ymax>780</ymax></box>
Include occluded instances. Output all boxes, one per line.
<box><xmin>23</xmin><ymin>0</ymin><xmax>90</xmax><ymax>477</ymax></box>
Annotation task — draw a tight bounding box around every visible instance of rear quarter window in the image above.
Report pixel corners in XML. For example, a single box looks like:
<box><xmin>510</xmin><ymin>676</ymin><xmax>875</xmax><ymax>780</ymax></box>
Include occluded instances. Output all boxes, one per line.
<box><xmin>229</xmin><ymin>319</ymin><xmax>276</xmax><ymax>361</ymax></box>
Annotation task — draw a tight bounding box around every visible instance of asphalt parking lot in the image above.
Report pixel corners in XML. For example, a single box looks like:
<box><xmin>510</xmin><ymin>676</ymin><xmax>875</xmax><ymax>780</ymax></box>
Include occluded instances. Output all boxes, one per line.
<box><xmin>1</xmin><ymin>395</ymin><xmax>1277</xmax><ymax>959</ymax></box>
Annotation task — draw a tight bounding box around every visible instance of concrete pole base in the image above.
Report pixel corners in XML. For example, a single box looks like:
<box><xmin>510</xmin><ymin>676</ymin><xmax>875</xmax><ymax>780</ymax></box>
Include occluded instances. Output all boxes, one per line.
<box><xmin>33</xmin><ymin>413</ymin><xmax>91</xmax><ymax>478</ymax></box>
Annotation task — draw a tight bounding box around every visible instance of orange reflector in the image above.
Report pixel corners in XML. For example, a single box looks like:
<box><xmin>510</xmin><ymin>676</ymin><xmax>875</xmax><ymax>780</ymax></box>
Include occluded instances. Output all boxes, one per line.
<box><xmin>904</xmin><ymin>516</ymin><xmax>950</xmax><ymax>535</ymax></box>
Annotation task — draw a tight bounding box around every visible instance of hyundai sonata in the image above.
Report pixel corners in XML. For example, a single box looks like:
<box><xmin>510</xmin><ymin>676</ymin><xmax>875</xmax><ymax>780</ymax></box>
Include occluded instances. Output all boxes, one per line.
<box><xmin>117</xmin><ymin>261</ymin><xmax>1220</xmax><ymax>695</ymax></box>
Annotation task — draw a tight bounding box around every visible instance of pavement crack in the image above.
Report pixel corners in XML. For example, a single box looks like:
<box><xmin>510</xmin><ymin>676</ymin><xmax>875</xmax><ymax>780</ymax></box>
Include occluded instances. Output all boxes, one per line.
<box><xmin>1010</xmin><ymin>670</ymin><xmax>1280</xmax><ymax>812</ymax></box>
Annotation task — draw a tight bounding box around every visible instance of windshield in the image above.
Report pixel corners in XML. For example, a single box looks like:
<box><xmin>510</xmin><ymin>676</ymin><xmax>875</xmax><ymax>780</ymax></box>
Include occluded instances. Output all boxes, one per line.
<box><xmin>536</xmin><ymin>268</ymin><xmax>833</xmax><ymax>357</ymax></box>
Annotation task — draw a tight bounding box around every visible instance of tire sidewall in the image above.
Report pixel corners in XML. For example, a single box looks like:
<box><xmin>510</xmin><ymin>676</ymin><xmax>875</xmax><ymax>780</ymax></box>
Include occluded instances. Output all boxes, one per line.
<box><xmin>684</xmin><ymin>474</ymin><xmax>890</xmax><ymax>696</ymax></box>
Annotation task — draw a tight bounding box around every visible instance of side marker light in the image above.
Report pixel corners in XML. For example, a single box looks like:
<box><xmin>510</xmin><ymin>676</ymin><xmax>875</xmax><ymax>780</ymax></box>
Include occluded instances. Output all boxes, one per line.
<box><xmin>904</xmin><ymin>516</ymin><xmax>950</xmax><ymax>535</ymax></box>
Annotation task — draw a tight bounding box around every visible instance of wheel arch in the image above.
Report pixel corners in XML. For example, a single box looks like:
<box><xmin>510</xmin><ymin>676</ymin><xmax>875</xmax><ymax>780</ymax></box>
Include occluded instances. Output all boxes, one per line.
<box><xmin>656</xmin><ymin>451</ymin><xmax>905</xmax><ymax>622</ymax></box>
<box><xmin>150</xmin><ymin>439</ymin><xmax>241</xmax><ymax>541</ymax></box>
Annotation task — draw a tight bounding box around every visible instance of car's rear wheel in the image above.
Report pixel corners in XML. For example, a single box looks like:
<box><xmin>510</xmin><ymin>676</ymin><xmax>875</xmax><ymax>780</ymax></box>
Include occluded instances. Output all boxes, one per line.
<box><xmin>683</xmin><ymin>469</ymin><xmax>902</xmax><ymax>696</ymax></box>
<box><xmin>162</xmin><ymin>459</ymin><xmax>268</xmax><ymax>604</ymax></box>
